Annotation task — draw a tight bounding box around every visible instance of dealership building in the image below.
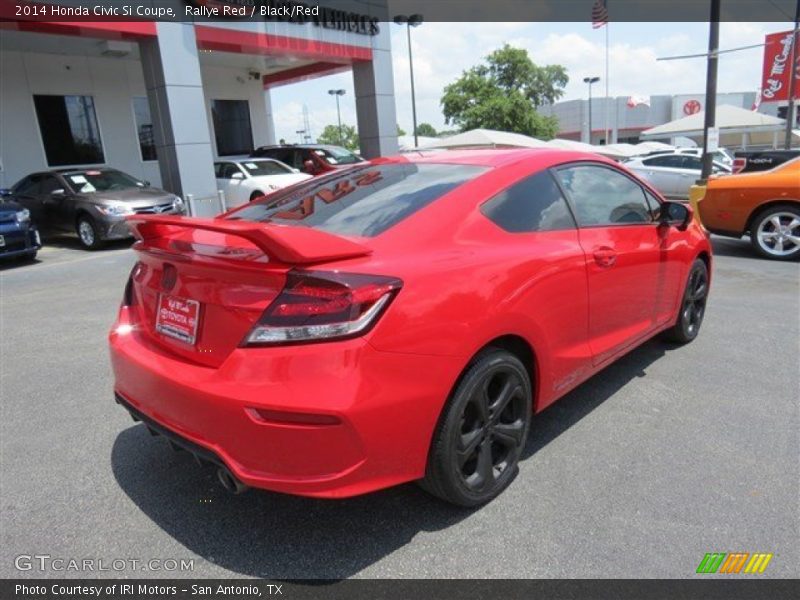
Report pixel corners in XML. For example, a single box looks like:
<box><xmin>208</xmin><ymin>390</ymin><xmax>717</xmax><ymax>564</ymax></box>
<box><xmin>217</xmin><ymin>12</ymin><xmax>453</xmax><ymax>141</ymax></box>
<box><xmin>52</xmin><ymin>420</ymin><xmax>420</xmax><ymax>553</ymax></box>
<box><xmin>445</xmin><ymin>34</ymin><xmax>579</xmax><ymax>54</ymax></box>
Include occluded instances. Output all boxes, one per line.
<box><xmin>0</xmin><ymin>1</ymin><xmax>398</xmax><ymax>209</ymax></box>
<box><xmin>539</xmin><ymin>91</ymin><xmax>770</xmax><ymax>146</ymax></box>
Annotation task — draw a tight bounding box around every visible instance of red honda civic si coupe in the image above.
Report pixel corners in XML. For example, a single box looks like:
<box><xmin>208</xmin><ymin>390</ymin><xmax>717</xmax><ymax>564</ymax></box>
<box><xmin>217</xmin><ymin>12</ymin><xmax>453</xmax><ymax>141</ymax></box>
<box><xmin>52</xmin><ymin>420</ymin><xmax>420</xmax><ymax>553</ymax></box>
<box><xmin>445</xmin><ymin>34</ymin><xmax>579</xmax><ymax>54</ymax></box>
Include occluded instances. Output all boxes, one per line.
<box><xmin>109</xmin><ymin>149</ymin><xmax>711</xmax><ymax>506</ymax></box>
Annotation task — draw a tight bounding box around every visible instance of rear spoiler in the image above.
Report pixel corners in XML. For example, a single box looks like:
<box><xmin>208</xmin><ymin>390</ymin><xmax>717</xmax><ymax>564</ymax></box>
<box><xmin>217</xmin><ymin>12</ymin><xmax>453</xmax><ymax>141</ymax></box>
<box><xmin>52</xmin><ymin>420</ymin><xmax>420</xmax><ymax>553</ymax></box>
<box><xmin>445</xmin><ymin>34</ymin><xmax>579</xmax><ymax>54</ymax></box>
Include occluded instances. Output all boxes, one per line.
<box><xmin>127</xmin><ymin>215</ymin><xmax>372</xmax><ymax>265</ymax></box>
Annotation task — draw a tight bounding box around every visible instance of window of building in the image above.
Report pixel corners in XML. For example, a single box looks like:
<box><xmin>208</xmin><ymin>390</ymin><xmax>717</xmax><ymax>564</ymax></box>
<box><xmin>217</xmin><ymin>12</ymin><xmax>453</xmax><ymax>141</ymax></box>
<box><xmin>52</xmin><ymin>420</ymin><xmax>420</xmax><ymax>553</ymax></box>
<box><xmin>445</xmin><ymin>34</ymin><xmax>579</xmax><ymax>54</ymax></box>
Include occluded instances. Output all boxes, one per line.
<box><xmin>481</xmin><ymin>171</ymin><xmax>576</xmax><ymax>232</ymax></box>
<box><xmin>556</xmin><ymin>164</ymin><xmax>653</xmax><ymax>226</ymax></box>
<box><xmin>211</xmin><ymin>99</ymin><xmax>254</xmax><ymax>156</ymax></box>
<box><xmin>33</xmin><ymin>95</ymin><xmax>105</xmax><ymax>166</ymax></box>
<box><xmin>132</xmin><ymin>97</ymin><xmax>156</xmax><ymax>161</ymax></box>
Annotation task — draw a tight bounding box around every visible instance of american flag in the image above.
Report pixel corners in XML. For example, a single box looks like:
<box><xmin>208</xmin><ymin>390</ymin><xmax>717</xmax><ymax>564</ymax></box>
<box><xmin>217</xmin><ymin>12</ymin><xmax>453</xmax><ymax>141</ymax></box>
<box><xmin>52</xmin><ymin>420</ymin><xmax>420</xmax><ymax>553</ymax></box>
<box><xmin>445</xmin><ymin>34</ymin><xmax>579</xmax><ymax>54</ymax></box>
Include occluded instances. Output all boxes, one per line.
<box><xmin>592</xmin><ymin>0</ymin><xmax>609</xmax><ymax>28</ymax></box>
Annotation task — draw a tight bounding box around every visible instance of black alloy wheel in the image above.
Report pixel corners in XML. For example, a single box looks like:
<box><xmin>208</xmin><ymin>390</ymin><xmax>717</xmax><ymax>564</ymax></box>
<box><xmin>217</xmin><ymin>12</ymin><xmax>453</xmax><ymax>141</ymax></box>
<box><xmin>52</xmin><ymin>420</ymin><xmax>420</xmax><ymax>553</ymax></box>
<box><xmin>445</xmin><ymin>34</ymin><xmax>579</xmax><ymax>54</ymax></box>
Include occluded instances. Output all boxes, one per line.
<box><xmin>421</xmin><ymin>348</ymin><xmax>532</xmax><ymax>507</ymax></box>
<box><xmin>664</xmin><ymin>258</ymin><xmax>708</xmax><ymax>344</ymax></box>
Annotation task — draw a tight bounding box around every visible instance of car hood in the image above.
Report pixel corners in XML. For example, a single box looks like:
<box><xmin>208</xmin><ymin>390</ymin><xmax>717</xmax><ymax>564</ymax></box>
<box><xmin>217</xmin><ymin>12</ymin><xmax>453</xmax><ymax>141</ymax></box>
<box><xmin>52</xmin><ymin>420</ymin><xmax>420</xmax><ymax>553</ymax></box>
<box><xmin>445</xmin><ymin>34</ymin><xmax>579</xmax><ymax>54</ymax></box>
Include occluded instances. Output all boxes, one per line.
<box><xmin>77</xmin><ymin>187</ymin><xmax>176</xmax><ymax>207</ymax></box>
<box><xmin>251</xmin><ymin>173</ymin><xmax>313</xmax><ymax>187</ymax></box>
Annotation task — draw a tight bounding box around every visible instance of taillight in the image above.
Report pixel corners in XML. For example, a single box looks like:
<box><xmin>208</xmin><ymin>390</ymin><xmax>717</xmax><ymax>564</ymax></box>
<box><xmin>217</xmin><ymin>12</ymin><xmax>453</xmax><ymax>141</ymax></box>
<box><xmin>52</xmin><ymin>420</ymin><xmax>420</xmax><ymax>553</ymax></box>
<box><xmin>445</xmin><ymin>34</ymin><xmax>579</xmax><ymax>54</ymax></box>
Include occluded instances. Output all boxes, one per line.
<box><xmin>732</xmin><ymin>158</ymin><xmax>746</xmax><ymax>173</ymax></box>
<box><xmin>245</xmin><ymin>270</ymin><xmax>402</xmax><ymax>345</ymax></box>
<box><xmin>122</xmin><ymin>262</ymin><xmax>143</xmax><ymax>307</ymax></box>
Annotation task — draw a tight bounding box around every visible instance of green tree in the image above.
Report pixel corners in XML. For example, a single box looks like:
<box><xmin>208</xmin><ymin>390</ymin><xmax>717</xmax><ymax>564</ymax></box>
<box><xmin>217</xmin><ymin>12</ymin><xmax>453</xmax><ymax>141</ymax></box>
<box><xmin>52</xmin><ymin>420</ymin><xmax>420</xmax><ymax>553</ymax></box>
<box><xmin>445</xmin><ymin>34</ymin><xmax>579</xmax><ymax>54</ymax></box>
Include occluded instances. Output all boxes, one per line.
<box><xmin>397</xmin><ymin>124</ymin><xmax>407</xmax><ymax>136</ymax></box>
<box><xmin>415</xmin><ymin>122</ymin><xmax>438</xmax><ymax>137</ymax></box>
<box><xmin>317</xmin><ymin>124</ymin><xmax>359</xmax><ymax>151</ymax></box>
<box><xmin>440</xmin><ymin>44</ymin><xmax>567</xmax><ymax>139</ymax></box>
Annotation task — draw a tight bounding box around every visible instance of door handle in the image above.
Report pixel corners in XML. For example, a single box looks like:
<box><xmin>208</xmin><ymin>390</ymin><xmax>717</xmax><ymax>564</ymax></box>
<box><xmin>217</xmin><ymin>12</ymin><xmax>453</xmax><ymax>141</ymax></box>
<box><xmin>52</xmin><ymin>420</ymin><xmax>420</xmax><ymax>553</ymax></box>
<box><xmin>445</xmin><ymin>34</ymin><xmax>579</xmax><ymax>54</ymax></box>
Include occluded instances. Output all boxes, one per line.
<box><xmin>593</xmin><ymin>247</ymin><xmax>617</xmax><ymax>268</ymax></box>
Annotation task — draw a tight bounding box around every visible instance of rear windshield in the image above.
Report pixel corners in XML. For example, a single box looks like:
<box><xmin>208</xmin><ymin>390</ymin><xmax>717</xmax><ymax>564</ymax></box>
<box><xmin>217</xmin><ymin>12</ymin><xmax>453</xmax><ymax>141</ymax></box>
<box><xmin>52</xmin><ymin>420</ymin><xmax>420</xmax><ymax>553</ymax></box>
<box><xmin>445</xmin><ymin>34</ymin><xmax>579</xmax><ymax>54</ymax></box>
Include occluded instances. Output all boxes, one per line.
<box><xmin>227</xmin><ymin>163</ymin><xmax>488</xmax><ymax>237</ymax></box>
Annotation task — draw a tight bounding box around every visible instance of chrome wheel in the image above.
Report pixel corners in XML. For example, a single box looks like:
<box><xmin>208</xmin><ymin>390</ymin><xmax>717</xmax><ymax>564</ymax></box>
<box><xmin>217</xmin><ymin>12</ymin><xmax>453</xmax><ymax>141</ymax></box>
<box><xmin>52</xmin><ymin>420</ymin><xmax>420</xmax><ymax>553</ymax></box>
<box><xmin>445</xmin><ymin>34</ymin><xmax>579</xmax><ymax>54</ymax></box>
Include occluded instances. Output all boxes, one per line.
<box><xmin>78</xmin><ymin>220</ymin><xmax>95</xmax><ymax>247</ymax></box>
<box><xmin>755</xmin><ymin>211</ymin><xmax>800</xmax><ymax>258</ymax></box>
<box><xmin>457</xmin><ymin>367</ymin><xmax>527</xmax><ymax>493</ymax></box>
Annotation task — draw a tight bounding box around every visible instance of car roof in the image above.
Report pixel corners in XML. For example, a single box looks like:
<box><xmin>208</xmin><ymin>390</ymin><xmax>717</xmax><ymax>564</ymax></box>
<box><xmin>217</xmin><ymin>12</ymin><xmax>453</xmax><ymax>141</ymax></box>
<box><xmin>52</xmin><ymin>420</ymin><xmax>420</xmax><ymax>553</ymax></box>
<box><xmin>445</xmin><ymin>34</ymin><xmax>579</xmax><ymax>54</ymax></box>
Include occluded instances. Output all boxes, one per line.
<box><xmin>374</xmin><ymin>148</ymin><xmax>613</xmax><ymax>169</ymax></box>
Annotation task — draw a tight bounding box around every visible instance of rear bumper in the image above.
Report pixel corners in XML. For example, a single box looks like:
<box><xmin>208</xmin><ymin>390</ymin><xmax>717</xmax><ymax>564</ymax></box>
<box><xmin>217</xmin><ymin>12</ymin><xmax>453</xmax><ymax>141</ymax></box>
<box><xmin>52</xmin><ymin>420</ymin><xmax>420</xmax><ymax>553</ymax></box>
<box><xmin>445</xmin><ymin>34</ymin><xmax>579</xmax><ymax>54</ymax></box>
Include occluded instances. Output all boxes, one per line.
<box><xmin>109</xmin><ymin>306</ymin><xmax>464</xmax><ymax>498</ymax></box>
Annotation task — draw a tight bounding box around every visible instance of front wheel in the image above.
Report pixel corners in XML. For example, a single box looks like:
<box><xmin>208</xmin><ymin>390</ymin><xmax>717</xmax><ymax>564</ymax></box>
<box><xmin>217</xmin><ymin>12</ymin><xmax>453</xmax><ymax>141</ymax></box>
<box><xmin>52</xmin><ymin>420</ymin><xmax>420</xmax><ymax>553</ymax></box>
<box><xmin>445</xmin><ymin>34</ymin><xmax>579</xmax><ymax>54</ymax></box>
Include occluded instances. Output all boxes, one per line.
<box><xmin>249</xmin><ymin>191</ymin><xmax>265</xmax><ymax>202</ymax></box>
<box><xmin>750</xmin><ymin>204</ymin><xmax>800</xmax><ymax>260</ymax></box>
<box><xmin>420</xmin><ymin>348</ymin><xmax>532</xmax><ymax>507</ymax></box>
<box><xmin>664</xmin><ymin>258</ymin><xmax>709</xmax><ymax>344</ymax></box>
<box><xmin>76</xmin><ymin>216</ymin><xmax>104</xmax><ymax>250</ymax></box>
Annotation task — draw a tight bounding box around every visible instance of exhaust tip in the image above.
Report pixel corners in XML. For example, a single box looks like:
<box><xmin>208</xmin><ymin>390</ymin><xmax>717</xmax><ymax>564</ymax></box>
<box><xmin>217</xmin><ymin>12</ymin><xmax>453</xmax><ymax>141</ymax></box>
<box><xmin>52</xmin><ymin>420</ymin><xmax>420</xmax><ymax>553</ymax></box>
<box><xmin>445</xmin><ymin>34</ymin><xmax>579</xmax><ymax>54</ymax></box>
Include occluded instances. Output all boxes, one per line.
<box><xmin>216</xmin><ymin>467</ymin><xmax>249</xmax><ymax>495</ymax></box>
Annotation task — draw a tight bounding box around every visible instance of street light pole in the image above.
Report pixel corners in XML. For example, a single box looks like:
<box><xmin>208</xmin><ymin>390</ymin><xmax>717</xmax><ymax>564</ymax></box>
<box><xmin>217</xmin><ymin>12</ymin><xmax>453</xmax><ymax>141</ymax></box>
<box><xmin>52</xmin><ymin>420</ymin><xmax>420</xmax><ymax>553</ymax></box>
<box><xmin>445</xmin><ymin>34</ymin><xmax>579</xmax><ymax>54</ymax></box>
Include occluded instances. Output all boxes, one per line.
<box><xmin>583</xmin><ymin>76</ymin><xmax>600</xmax><ymax>144</ymax></box>
<box><xmin>394</xmin><ymin>14</ymin><xmax>423</xmax><ymax>148</ymax></box>
<box><xmin>328</xmin><ymin>89</ymin><xmax>346</xmax><ymax>146</ymax></box>
<box><xmin>700</xmin><ymin>0</ymin><xmax>720</xmax><ymax>181</ymax></box>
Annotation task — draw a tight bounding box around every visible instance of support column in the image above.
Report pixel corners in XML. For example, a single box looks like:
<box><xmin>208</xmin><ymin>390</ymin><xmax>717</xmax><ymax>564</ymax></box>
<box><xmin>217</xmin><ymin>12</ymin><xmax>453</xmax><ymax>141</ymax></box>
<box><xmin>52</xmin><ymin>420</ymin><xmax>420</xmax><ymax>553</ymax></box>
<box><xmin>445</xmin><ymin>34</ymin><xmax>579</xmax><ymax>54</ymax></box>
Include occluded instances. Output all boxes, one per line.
<box><xmin>139</xmin><ymin>22</ymin><xmax>217</xmax><ymax>208</ymax></box>
<box><xmin>353</xmin><ymin>28</ymin><xmax>398</xmax><ymax>158</ymax></box>
<box><xmin>264</xmin><ymin>88</ymin><xmax>277</xmax><ymax>145</ymax></box>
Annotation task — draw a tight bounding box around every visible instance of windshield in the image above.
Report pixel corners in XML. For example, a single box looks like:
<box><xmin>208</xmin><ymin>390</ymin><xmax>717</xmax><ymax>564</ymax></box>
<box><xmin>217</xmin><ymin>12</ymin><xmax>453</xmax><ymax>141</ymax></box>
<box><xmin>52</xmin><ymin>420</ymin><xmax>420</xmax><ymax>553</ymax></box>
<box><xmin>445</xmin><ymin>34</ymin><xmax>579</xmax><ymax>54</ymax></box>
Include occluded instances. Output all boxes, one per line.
<box><xmin>240</xmin><ymin>160</ymin><xmax>293</xmax><ymax>177</ymax></box>
<box><xmin>313</xmin><ymin>147</ymin><xmax>363</xmax><ymax>165</ymax></box>
<box><xmin>227</xmin><ymin>163</ymin><xmax>489</xmax><ymax>237</ymax></box>
<box><xmin>64</xmin><ymin>169</ymin><xmax>144</xmax><ymax>193</ymax></box>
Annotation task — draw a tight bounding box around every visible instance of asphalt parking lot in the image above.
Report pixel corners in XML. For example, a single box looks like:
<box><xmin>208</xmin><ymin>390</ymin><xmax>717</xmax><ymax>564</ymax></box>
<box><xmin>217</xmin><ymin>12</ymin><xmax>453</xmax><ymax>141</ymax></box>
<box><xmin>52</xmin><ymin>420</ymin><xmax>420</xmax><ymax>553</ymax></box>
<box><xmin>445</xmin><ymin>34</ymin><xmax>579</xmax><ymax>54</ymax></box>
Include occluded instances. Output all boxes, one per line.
<box><xmin>1</xmin><ymin>235</ymin><xmax>798</xmax><ymax>579</ymax></box>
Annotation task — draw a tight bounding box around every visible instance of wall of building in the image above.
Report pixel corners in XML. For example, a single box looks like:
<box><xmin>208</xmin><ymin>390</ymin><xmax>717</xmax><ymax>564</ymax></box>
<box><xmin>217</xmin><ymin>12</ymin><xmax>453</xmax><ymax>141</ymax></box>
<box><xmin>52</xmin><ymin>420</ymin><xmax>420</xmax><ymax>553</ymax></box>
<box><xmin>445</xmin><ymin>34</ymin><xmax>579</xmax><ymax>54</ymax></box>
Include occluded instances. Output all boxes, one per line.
<box><xmin>0</xmin><ymin>49</ymin><xmax>160</xmax><ymax>189</ymax></box>
<box><xmin>0</xmin><ymin>47</ymin><xmax>275</xmax><ymax>190</ymax></box>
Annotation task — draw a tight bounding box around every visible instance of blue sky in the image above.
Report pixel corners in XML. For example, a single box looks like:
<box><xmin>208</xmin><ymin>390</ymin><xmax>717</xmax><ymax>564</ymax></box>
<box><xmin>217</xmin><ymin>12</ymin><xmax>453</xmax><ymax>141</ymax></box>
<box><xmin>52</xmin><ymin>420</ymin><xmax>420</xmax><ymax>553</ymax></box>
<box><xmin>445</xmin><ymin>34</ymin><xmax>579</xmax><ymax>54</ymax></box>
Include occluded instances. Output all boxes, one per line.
<box><xmin>270</xmin><ymin>21</ymin><xmax>793</xmax><ymax>143</ymax></box>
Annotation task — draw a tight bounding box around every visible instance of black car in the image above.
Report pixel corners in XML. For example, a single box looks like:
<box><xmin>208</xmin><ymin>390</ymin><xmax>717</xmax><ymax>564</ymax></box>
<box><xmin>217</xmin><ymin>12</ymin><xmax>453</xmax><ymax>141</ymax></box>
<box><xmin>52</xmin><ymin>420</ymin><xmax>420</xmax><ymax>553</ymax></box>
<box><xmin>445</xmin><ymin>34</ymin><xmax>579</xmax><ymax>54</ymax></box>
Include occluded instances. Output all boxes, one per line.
<box><xmin>250</xmin><ymin>144</ymin><xmax>365</xmax><ymax>175</ymax></box>
<box><xmin>733</xmin><ymin>149</ymin><xmax>800</xmax><ymax>173</ymax></box>
<box><xmin>0</xmin><ymin>197</ymin><xmax>42</xmax><ymax>262</ymax></box>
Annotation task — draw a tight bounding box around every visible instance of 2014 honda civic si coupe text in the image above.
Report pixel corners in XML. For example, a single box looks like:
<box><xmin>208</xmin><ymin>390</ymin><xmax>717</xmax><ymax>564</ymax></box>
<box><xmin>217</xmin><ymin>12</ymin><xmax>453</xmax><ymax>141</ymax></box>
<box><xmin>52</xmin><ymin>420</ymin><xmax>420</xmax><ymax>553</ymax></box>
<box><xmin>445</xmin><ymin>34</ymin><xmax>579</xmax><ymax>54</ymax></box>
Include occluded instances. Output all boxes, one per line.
<box><xmin>109</xmin><ymin>149</ymin><xmax>711</xmax><ymax>507</ymax></box>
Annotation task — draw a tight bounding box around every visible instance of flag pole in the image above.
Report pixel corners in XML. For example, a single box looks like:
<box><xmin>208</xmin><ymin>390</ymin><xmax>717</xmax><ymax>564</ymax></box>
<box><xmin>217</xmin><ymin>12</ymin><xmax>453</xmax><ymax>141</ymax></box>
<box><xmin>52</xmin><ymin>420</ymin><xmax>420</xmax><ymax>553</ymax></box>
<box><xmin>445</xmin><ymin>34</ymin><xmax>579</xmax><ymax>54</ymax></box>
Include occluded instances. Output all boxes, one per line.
<box><xmin>605</xmin><ymin>22</ymin><xmax>610</xmax><ymax>144</ymax></box>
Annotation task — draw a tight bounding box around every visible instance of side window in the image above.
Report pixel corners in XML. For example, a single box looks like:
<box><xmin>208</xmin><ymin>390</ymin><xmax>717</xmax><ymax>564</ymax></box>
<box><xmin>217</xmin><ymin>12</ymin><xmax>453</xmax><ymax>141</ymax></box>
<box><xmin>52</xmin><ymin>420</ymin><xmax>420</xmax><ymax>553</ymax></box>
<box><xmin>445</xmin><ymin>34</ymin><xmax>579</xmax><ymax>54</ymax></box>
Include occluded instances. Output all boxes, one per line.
<box><xmin>682</xmin><ymin>156</ymin><xmax>703</xmax><ymax>170</ymax></box>
<box><xmin>218</xmin><ymin>163</ymin><xmax>240</xmax><ymax>179</ymax></box>
<box><xmin>295</xmin><ymin>150</ymin><xmax>311</xmax><ymax>171</ymax></box>
<box><xmin>13</xmin><ymin>175</ymin><xmax>39</xmax><ymax>195</ymax></box>
<box><xmin>38</xmin><ymin>175</ymin><xmax>62</xmax><ymax>195</ymax></box>
<box><xmin>481</xmin><ymin>171</ymin><xmax>575</xmax><ymax>232</ymax></box>
<box><xmin>556</xmin><ymin>164</ymin><xmax>653</xmax><ymax>226</ymax></box>
<box><xmin>644</xmin><ymin>190</ymin><xmax>662</xmax><ymax>220</ymax></box>
<box><xmin>643</xmin><ymin>155</ymin><xmax>683</xmax><ymax>168</ymax></box>
<box><xmin>214</xmin><ymin>163</ymin><xmax>225</xmax><ymax>178</ymax></box>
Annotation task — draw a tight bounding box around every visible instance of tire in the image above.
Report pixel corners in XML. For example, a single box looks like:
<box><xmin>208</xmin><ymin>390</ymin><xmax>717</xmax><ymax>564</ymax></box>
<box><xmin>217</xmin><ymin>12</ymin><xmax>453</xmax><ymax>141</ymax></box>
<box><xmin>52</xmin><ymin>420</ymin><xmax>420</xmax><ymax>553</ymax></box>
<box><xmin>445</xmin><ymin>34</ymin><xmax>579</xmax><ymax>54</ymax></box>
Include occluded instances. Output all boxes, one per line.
<box><xmin>420</xmin><ymin>348</ymin><xmax>532</xmax><ymax>507</ymax></box>
<box><xmin>663</xmin><ymin>258</ymin><xmax>709</xmax><ymax>344</ymax></box>
<box><xmin>24</xmin><ymin>250</ymin><xmax>37</xmax><ymax>262</ymax></box>
<box><xmin>249</xmin><ymin>191</ymin><xmax>264</xmax><ymax>202</ymax></box>
<box><xmin>749</xmin><ymin>204</ymin><xmax>800</xmax><ymax>261</ymax></box>
<box><xmin>76</xmin><ymin>216</ymin><xmax>105</xmax><ymax>251</ymax></box>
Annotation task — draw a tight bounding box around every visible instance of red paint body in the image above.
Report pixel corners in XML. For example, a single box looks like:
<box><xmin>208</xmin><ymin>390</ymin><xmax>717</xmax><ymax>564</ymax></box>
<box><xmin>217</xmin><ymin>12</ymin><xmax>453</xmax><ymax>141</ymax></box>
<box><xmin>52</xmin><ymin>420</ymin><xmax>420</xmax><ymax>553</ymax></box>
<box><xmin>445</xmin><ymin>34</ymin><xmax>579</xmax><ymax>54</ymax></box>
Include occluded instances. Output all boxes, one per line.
<box><xmin>109</xmin><ymin>149</ymin><xmax>711</xmax><ymax>498</ymax></box>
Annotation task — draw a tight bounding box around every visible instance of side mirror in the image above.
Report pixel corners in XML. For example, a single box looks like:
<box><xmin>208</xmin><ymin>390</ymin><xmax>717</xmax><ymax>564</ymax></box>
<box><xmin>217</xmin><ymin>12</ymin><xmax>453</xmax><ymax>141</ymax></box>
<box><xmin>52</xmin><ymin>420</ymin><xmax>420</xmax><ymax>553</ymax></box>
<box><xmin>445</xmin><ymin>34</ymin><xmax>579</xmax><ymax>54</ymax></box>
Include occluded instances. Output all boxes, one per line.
<box><xmin>658</xmin><ymin>201</ymin><xmax>692</xmax><ymax>231</ymax></box>
<box><xmin>0</xmin><ymin>188</ymin><xmax>11</xmax><ymax>197</ymax></box>
<box><xmin>51</xmin><ymin>188</ymin><xmax>66</xmax><ymax>196</ymax></box>
<box><xmin>291</xmin><ymin>168</ymin><xmax>300</xmax><ymax>173</ymax></box>
<box><xmin>303</xmin><ymin>159</ymin><xmax>316</xmax><ymax>174</ymax></box>
<box><xmin>231</xmin><ymin>172</ymin><xmax>244</xmax><ymax>180</ymax></box>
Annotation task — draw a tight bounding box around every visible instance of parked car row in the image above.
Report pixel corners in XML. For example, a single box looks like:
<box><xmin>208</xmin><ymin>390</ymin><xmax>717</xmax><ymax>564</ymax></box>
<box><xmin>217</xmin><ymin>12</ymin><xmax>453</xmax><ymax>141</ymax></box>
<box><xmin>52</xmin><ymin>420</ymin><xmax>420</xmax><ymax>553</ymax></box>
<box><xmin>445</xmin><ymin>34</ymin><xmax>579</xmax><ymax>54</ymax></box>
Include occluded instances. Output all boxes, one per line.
<box><xmin>1</xmin><ymin>145</ymin><xmax>361</xmax><ymax>261</ymax></box>
<box><xmin>2</xmin><ymin>147</ymin><xmax>797</xmax><ymax>263</ymax></box>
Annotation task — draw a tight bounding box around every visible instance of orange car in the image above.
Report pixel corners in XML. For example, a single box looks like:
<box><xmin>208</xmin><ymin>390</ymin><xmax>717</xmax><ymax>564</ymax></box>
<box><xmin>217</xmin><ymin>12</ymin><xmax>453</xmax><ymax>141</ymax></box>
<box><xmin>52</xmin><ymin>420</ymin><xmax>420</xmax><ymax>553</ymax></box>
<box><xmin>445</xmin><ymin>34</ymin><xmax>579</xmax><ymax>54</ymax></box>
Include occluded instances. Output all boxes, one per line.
<box><xmin>696</xmin><ymin>158</ymin><xmax>800</xmax><ymax>260</ymax></box>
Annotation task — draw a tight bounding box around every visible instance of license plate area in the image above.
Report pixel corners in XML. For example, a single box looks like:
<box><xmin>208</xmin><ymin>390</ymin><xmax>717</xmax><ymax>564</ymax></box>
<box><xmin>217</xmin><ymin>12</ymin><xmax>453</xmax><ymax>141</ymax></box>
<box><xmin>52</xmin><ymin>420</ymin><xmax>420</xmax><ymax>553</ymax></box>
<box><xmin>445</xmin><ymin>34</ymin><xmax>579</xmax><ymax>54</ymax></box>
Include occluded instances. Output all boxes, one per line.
<box><xmin>155</xmin><ymin>294</ymin><xmax>200</xmax><ymax>345</ymax></box>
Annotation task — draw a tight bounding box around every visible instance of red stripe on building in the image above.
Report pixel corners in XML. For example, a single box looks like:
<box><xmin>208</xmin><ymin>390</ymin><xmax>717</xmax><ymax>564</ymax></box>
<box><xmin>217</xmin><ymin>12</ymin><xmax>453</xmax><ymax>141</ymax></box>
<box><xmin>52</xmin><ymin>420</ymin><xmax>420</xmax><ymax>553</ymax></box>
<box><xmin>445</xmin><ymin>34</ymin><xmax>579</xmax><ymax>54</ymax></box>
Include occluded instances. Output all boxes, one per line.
<box><xmin>194</xmin><ymin>25</ymin><xmax>372</xmax><ymax>62</ymax></box>
<box><xmin>263</xmin><ymin>62</ymin><xmax>352</xmax><ymax>89</ymax></box>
